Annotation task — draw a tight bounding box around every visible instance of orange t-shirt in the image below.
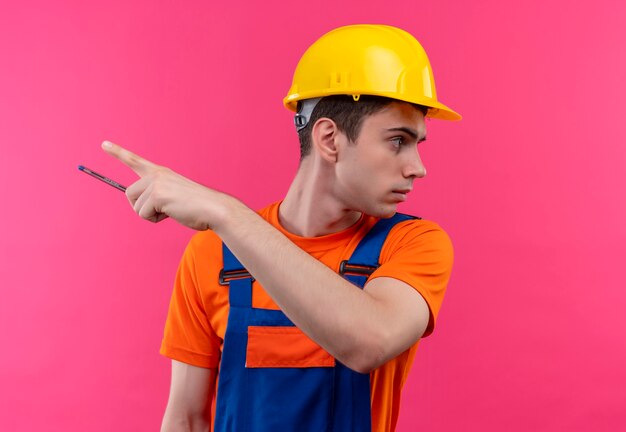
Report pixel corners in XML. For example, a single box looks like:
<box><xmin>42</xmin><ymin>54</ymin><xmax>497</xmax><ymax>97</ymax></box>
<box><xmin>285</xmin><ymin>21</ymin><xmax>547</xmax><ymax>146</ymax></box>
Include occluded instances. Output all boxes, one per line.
<box><xmin>160</xmin><ymin>201</ymin><xmax>453</xmax><ymax>432</ymax></box>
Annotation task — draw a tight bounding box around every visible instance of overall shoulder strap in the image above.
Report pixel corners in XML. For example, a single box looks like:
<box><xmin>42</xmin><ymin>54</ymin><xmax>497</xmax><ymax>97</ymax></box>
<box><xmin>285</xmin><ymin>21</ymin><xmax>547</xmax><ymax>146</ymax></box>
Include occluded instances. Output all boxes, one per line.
<box><xmin>220</xmin><ymin>244</ymin><xmax>253</xmax><ymax>307</ymax></box>
<box><xmin>220</xmin><ymin>212</ymin><xmax>419</xmax><ymax>298</ymax></box>
<box><xmin>340</xmin><ymin>213</ymin><xmax>418</xmax><ymax>288</ymax></box>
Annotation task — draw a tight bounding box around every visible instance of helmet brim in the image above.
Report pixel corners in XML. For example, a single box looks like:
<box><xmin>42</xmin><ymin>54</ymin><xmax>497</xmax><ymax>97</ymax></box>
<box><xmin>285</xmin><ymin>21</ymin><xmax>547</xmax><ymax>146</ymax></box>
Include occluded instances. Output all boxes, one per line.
<box><xmin>284</xmin><ymin>92</ymin><xmax>462</xmax><ymax>121</ymax></box>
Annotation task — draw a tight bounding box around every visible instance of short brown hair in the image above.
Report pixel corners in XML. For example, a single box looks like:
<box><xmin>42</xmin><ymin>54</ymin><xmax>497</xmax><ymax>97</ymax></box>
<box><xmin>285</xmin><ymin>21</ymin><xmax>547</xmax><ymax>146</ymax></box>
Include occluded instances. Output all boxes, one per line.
<box><xmin>297</xmin><ymin>95</ymin><xmax>428</xmax><ymax>160</ymax></box>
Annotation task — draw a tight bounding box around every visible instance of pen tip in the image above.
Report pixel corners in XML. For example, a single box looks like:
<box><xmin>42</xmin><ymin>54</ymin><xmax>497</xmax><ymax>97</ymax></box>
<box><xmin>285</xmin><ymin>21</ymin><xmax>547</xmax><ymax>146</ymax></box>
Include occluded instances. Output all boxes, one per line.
<box><xmin>78</xmin><ymin>165</ymin><xmax>84</xmax><ymax>171</ymax></box>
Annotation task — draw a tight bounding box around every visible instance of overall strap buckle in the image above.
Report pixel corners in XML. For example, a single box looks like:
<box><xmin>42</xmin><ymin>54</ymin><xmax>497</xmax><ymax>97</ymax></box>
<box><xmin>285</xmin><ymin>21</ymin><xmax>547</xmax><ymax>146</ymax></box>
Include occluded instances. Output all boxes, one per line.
<box><xmin>338</xmin><ymin>261</ymin><xmax>378</xmax><ymax>277</ymax></box>
<box><xmin>219</xmin><ymin>268</ymin><xmax>255</xmax><ymax>286</ymax></box>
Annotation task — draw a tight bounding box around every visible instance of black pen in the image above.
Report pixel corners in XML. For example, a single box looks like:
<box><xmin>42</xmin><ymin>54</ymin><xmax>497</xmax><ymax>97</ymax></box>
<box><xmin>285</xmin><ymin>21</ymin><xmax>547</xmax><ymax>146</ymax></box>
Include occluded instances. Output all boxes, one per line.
<box><xmin>78</xmin><ymin>165</ymin><xmax>127</xmax><ymax>192</ymax></box>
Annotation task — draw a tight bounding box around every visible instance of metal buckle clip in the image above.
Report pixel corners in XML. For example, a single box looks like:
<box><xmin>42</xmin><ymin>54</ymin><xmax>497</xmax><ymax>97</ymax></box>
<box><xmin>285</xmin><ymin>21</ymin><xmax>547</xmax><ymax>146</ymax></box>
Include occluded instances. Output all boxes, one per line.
<box><xmin>338</xmin><ymin>260</ymin><xmax>378</xmax><ymax>277</ymax></box>
<box><xmin>219</xmin><ymin>268</ymin><xmax>254</xmax><ymax>286</ymax></box>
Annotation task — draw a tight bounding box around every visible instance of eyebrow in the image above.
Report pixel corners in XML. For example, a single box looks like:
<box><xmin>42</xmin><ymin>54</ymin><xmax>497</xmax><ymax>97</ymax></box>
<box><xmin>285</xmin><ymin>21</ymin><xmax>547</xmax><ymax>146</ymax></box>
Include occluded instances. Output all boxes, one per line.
<box><xmin>386</xmin><ymin>127</ymin><xmax>427</xmax><ymax>143</ymax></box>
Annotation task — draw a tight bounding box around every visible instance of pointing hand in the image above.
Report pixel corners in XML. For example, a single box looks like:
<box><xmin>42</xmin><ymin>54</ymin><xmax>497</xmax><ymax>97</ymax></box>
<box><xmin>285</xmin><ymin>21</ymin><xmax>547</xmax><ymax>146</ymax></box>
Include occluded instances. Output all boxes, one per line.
<box><xmin>101</xmin><ymin>140</ymin><xmax>228</xmax><ymax>231</ymax></box>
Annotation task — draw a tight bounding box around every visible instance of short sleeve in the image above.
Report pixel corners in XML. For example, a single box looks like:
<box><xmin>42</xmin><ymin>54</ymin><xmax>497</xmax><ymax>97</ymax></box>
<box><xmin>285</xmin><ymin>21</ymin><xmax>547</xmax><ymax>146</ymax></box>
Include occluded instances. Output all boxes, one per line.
<box><xmin>160</xmin><ymin>237</ymin><xmax>222</xmax><ymax>368</ymax></box>
<box><xmin>369</xmin><ymin>220</ymin><xmax>454</xmax><ymax>338</ymax></box>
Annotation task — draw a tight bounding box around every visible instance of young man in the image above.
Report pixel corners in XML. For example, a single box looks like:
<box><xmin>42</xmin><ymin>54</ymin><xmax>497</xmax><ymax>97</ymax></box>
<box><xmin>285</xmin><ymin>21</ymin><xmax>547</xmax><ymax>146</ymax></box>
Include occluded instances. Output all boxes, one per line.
<box><xmin>103</xmin><ymin>24</ymin><xmax>460</xmax><ymax>432</ymax></box>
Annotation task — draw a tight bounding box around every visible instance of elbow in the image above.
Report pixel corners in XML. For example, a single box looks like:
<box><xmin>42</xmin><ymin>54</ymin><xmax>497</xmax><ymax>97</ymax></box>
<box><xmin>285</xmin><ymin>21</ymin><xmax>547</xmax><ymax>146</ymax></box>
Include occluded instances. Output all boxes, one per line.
<box><xmin>345</xmin><ymin>354</ymin><xmax>385</xmax><ymax>375</ymax></box>
<box><xmin>338</xmin><ymin>330</ymin><xmax>392</xmax><ymax>374</ymax></box>
<box><xmin>339</xmin><ymin>322</ymin><xmax>426</xmax><ymax>374</ymax></box>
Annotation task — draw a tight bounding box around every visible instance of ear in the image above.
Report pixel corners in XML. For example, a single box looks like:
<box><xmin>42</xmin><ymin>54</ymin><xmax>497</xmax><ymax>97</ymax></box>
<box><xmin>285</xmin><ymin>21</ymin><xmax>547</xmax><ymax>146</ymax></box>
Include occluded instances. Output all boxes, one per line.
<box><xmin>311</xmin><ymin>117</ymin><xmax>339</xmax><ymax>163</ymax></box>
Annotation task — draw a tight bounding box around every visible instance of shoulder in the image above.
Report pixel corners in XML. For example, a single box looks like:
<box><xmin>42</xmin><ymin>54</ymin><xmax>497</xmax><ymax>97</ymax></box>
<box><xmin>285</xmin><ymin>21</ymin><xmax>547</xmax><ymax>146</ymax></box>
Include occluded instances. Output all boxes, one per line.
<box><xmin>381</xmin><ymin>216</ymin><xmax>453</xmax><ymax>262</ymax></box>
<box><xmin>188</xmin><ymin>229</ymin><xmax>223</xmax><ymax>252</ymax></box>
<box><xmin>182</xmin><ymin>229</ymin><xmax>224</xmax><ymax>267</ymax></box>
<box><xmin>373</xmin><ymin>216</ymin><xmax>454</xmax><ymax>337</ymax></box>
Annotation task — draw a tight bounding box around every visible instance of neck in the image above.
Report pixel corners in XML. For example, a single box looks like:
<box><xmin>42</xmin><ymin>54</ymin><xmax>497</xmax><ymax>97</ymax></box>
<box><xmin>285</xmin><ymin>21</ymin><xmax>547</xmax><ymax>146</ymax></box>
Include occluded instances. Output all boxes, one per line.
<box><xmin>279</xmin><ymin>157</ymin><xmax>362</xmax><ymax>237</ymax></box>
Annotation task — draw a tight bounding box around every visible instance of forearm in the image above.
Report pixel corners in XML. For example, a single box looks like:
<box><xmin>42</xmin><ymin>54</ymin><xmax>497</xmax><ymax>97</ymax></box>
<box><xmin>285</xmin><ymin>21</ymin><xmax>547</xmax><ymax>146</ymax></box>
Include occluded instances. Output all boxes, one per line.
<box><xmin>213</xmin><ymin>197</ymin><xmax>394</xmax><ymax>372</ymax></box>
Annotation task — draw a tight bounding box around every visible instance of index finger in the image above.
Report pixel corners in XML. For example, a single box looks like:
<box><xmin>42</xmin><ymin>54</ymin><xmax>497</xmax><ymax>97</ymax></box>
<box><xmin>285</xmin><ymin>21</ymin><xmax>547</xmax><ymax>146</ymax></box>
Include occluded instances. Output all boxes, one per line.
<box><xmin>101</xmin><ymin>140</ymin><xmax>160</xmax><ymax>177</ymax></box>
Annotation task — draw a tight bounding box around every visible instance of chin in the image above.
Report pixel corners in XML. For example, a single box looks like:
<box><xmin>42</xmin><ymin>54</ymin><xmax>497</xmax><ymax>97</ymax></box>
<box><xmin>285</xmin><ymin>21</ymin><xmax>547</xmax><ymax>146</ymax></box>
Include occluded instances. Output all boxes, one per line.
<box><xmin>365</xmin><ymin>203</ymin><xmax>398</xmax><ymax>219</ymax></box>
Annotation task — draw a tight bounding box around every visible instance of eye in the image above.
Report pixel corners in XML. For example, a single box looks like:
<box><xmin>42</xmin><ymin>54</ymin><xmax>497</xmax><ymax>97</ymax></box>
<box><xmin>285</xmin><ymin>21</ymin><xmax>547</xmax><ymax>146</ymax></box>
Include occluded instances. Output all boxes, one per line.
<box><xmin>391</xmin><ymin>136</ymin><xmax>405</xmax><ymax>148</ymax></box>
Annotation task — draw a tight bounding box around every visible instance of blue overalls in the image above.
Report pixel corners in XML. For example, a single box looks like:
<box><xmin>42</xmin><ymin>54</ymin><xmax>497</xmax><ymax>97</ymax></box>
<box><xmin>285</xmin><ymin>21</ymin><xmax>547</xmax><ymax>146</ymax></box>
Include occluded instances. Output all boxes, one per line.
<box><xmin>214</xmin><ymin>213</ymin><xmax>416</xmax><ymax>432</ymax></box>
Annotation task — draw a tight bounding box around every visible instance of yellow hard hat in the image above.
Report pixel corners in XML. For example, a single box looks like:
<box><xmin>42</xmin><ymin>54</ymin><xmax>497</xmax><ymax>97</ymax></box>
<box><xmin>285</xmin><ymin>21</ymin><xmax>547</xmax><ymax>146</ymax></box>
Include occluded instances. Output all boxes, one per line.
<box><xmin>284</xmin><ymin>24</ymin><xmax>461</xmax><ymax>121</ymax></box>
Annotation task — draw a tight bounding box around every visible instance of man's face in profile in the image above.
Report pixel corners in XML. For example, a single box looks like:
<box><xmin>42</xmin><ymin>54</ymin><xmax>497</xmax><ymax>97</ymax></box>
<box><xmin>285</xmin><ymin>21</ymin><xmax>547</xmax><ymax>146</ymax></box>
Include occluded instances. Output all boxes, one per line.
<box><xmin>333</xmin><ymin>101</ymin><xmax>427</xmax><ymax>218</ymax></box>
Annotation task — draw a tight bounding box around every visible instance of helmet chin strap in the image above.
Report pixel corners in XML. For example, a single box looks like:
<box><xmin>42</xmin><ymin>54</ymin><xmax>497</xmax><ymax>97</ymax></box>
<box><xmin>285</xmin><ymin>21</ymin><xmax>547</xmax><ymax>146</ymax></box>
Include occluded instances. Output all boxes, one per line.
<box><xmin>294</xmin><ymin>98</ymin><xmax>322</xmax><ymax>132</ymax></box>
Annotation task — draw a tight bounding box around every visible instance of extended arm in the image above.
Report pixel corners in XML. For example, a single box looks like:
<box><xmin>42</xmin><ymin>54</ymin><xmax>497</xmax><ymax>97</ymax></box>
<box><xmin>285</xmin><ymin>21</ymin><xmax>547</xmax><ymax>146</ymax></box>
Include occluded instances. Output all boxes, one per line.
<box><xmin>103</xmin><ymin>142</ymin><xmax>441</xmax><ymax>373</ymax></box>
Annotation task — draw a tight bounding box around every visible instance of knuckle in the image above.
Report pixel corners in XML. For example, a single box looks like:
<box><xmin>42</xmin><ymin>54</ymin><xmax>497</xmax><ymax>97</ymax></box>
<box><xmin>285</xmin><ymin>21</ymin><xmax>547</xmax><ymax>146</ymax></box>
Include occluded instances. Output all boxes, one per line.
<box><xmin>152</xmin><ymin>169</ymin><xmax>167</xmax><ymax>182</ymax></box>
<box><xmin>127</xmin><ymin>153</ymin><xmax>140</xmax><ymax>166</ymax></box>
<box><xmin>155</xmin><ymin>167</ymin><xmax>171</xmax><ymax>178</ymax></box>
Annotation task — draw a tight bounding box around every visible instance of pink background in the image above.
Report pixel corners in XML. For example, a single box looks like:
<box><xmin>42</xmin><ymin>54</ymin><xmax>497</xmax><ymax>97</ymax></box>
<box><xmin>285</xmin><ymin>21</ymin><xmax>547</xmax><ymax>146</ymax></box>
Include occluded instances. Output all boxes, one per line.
<box><xmin>1</xmin><ymin>1</ymin><xmax>625</xmax><ymax>431</ymax></box>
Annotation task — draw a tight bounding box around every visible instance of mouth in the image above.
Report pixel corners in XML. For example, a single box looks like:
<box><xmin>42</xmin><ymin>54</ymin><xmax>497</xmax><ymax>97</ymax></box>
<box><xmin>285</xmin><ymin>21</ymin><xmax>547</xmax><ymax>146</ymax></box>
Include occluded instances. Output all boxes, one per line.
<box><xmin>391</xmin><ymin>189</ymin><xmax>412</xmax><ymax>202</ymax></box>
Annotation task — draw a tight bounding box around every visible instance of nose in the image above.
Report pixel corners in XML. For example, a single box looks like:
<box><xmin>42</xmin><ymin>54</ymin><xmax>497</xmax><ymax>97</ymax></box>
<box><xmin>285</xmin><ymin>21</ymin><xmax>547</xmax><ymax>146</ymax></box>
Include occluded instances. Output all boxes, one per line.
<box><xmin>403</xmin><ymin>149</ymin><xmax>427</xmax><ymax>179</ymax></box>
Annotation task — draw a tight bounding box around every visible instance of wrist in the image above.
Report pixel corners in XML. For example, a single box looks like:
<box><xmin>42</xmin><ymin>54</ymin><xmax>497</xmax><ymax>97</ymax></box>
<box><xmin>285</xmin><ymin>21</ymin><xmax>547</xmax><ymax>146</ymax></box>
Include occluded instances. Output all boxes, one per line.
<box><xmin>204</xmin><ymin>191</ymin><xmax>242</xmax><ymax>233</ymax></box>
